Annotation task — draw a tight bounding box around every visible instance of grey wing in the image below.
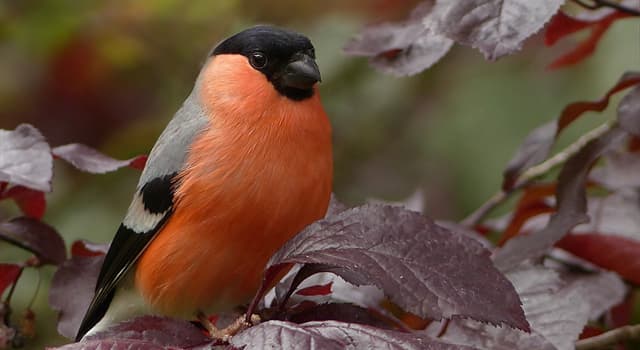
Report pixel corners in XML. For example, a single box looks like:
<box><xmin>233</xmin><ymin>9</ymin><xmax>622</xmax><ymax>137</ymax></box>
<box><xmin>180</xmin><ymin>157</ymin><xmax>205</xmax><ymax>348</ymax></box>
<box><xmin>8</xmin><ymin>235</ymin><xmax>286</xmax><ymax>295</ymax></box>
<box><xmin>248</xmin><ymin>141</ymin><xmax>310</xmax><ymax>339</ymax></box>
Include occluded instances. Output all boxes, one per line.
<box><xmin>137</xmin><ymin>91</ymin><xmax>209</xmax><ymax>187</ymax></box>
<box><xmin>75</xmin><ymin>91</ymin><xmax>209</xmax><ymax>340</ymax></box>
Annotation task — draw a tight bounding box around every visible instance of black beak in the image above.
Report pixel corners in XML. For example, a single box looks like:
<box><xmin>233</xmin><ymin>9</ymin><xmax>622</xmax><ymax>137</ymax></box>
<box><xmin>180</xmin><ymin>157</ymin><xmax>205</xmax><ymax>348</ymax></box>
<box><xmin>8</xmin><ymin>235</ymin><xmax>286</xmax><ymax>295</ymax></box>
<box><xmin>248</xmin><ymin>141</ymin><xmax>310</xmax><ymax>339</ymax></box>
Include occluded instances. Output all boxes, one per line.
<box><xmin>281</xmin><ymin>53</ymin><xmax>321</xmax><ymax>90</ymax></box>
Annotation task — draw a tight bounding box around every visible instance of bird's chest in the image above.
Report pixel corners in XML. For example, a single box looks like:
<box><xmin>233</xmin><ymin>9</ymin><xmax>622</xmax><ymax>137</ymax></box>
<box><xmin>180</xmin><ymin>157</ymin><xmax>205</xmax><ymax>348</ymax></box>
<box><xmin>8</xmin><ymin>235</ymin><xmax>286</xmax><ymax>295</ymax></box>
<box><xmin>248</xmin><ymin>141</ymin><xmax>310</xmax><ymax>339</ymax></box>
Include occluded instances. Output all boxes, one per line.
<box><xmin>136</xmin><ymin>101</ymin><xmax>332</xmax><ymax>316</ymax></box>
<box><xmin>182</xmin><ymin>121</ymin><xmax>332</xmax><ymax>230</ymax></box>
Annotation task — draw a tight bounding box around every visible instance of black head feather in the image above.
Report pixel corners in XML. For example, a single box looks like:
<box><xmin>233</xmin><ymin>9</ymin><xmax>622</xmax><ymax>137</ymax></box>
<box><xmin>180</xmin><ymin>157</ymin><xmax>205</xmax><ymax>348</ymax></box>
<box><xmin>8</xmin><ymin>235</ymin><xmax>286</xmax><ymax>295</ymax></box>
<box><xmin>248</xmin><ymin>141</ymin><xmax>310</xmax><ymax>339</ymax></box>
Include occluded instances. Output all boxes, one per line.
<box><xmin>212</xmin><ymin>25</ymin><xmax>319</xmax><ymax>101</ymax></box>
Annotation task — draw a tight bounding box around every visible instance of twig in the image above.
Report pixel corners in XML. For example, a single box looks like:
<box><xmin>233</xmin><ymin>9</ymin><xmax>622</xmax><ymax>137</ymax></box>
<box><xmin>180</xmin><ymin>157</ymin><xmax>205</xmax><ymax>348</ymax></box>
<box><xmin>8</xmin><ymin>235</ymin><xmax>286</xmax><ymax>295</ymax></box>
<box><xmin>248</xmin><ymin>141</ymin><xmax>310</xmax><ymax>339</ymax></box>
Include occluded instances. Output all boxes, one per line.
<box><xmin>460</xmin><ymin>190</ymin><xmax>507</xmax><ymax>227</ymax></box>
<box><xmin>2</xmin><ymin>266</ymin><xmax>24</xmax><ymax>324</ymax></box>
<box><xmin>516</xmin><ymin>122</ymin><xmax>613</xmax><ymax>188</ymax></box>
<box><xmin>461</xmin><ymin>121</ymin><xmax>614</xmax><ymax>226</ymax></box>
<box><xmin>572</xmin><ymin>0</ymin><xmax>640</xmax><ymax>16</ymax></box>
<box><xmin>575</xmin><ymin>324</ymin><xmax>640</xmax><ymax>350</ymax></box>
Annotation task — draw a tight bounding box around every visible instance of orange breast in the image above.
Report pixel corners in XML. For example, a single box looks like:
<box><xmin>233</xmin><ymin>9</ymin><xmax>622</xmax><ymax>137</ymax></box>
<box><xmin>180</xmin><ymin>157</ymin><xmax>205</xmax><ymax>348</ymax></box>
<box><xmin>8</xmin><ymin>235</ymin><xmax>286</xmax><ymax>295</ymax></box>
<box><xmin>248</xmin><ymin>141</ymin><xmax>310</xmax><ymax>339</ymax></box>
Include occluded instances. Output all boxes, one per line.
<box><xmin>135</xmin><ymin>55</ymin><xmax>333</xmax><ymax>317</ymax></box>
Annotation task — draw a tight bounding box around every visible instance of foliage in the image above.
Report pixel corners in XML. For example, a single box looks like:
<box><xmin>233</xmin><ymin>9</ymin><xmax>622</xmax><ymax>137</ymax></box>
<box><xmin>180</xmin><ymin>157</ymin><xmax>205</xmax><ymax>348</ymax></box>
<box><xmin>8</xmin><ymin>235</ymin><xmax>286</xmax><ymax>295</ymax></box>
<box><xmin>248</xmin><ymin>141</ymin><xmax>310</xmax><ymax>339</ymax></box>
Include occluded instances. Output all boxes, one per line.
<box><xmin>0</xmin><ymin>0</ymin><xmax>638</xmax><ymax>349</ymax></box>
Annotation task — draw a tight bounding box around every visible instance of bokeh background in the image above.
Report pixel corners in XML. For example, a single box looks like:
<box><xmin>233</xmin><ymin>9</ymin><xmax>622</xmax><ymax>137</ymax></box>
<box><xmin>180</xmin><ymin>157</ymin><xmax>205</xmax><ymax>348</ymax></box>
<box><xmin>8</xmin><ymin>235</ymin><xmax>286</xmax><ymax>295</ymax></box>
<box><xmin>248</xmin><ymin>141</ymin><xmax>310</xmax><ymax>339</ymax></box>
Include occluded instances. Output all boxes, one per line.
<box><xmin>0</xmin><ymin>1</ymin><xmax>637</xmax><ymax>348</ymax></box>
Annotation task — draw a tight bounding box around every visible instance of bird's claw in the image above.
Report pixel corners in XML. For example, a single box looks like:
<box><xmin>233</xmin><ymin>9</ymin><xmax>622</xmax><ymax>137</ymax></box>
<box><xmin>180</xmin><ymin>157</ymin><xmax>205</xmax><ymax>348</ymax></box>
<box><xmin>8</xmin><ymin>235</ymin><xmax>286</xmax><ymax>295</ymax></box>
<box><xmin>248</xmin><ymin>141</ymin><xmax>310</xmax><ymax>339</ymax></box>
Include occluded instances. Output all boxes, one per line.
<box><xmin>197</xmin><ymin>312</ymin><xmax>261</xmax><ymax>342</ymax></box>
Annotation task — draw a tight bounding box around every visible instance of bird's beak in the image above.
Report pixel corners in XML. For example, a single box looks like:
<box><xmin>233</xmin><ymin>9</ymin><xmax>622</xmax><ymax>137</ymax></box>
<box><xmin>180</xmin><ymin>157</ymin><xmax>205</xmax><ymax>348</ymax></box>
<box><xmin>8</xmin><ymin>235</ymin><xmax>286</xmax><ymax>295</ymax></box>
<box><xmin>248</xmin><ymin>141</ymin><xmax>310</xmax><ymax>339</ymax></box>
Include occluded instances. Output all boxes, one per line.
<box><xmin>281</xmin><ymin>53</ymin><xmax>321</xmax><ymax>90</ymax></box>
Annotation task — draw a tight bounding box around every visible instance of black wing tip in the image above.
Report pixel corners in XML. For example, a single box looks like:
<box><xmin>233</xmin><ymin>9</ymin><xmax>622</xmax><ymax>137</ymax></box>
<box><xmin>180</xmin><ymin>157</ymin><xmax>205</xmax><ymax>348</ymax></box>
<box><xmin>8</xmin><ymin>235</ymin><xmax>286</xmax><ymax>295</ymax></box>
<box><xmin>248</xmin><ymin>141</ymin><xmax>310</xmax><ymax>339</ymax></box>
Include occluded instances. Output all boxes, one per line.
<box><xmin>74</xmin><ymin>288</ymin><xmax>115</xmax><ymax>341</ymax></box>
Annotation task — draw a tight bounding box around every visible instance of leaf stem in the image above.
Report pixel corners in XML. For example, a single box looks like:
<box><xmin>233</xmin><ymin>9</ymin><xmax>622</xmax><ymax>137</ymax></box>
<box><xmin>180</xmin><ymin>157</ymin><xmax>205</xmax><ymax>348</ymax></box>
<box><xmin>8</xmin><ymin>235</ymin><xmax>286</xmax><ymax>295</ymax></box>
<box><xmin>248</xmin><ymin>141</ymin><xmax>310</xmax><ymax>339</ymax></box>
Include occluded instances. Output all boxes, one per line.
<box><xmin>572</xmin><ymin>0</ymin><xmax>640</xmax><ymax>16</ymax></box>
<box><xmin>26</xmin><ymin>269</ymin><xmax>41</xmax><ymax>311</ymax></box>
<box><xmin>2</xmin><ymin>265</ymin><xmax>24</xmax><ymax>324</ymax></box>
<box><xmin>575</xmin><ymin>324</ymin><xmax>640</xmax><ymax>350</ymax></box>
<box><xmin>462</xmin><ymin>121</ymin><xmax>614</xmax><ymax>226</ymax></box>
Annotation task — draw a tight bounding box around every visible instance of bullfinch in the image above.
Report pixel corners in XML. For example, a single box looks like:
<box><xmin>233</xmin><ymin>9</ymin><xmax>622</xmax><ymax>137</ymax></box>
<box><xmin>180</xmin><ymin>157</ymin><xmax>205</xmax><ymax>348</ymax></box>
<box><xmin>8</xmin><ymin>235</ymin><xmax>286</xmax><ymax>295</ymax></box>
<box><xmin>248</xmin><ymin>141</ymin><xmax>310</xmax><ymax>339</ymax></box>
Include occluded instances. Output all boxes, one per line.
<box><xmin>75</xmin><ymin>25</ymin><xmax>333</xmax><ymax>341</ymax></box>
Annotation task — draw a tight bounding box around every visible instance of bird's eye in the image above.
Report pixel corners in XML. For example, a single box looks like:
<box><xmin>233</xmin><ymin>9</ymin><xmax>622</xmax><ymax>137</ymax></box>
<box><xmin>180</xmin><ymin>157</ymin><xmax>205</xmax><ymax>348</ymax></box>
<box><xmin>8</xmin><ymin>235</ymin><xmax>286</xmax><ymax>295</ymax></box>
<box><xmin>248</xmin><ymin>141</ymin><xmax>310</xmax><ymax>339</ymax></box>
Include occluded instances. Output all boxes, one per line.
<box><xmin>249</xmin><ymin>52</ymin><xmax>267</xmax><ymax>69</ymax></box>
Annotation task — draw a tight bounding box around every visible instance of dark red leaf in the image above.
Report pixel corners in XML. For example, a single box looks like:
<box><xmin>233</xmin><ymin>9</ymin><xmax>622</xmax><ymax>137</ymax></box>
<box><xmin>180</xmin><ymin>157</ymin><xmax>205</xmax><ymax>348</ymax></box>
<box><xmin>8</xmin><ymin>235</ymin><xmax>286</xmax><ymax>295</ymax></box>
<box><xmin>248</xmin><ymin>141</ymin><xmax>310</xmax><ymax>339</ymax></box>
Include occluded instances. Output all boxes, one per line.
<box><xmin>230</xmin><ymin>320</ymin><xmax>476</xmax><ymax>350</ymax></box>
<box><xmin>558</xmin><ymin>72</ymin><xmax>640</xmax><ymax>130</ymax></box>
<box><xmin>49</xmin><ymin>255</ymin><xmax>104</xmax><ymax>339</ymax></box>
<box><xmin>265</xmin><ymin>205</ymin><xmax>529</xmax><ymax>331</ymax></box>
<box><xmin>557</xmin><ymin>233</ymin><xmax>640</xmax><ymax>284</ymax></box>
<box><xmin>579</xmin><ymin>326</ymin><xmax>604</xmax><ymax>340</ymax></box>
<box><xmin>494</xmin><ymin>183</ymin><xmax>557</xmax><ymax>244</ymax></box>
<box><xmin>128</xmin><ymin>155</ymin><xmax>147</xmax><ymax>171</ymax></box>
<box><xmin>296</xmin><ymin>282</ymin><xmax>333</xmax><ymax>296</ymax></box>
<box><xmin>545</xmin><ymin>11</ymin><xmax>594</xmax><ymax>45</ymax></box>
<box><xmin>71</xmin><ymin>240</ymin><xmax>109</xmax><ymax>257</ymax></box>
<box><xmin>0</xmin><ymin>217</ymin><xmax>66</xmax><ymax>265</ymax></box>
<box><xmin>546</xmin><ymin>11</ymin><xmax>631</xmax><ymax>69</ymax></box>
<box><xmin>498</xmin><ymin>196</ymin><xmax>555</xmax><ymax>246</ymax></box>
<box><xmin>502</xmin><ymin>72</ymin><xmax>640</xmax><ymax>190</ymax></box>
<box><xmin>493</xmin><ymin>127</ymin><xmax>626</xmax><ymax>270</ymax></box>
<box><xmin>285</xmin><ymin>303</ymin><xmax>394</xmax><ymax>329</ymax></box>
<box><xmin>608</xmin><ymin>293</ymin><xmax>634</xmax><ymax>328</ymax></box>
<box><xmin>3</xmin><ymin>186</ymin><xmax>46</xmax><ymax>219</ymax></box>
<box><xmin>0</xmin><ymin>263</ymin><xmax>22</xmax><ymax>295</ymax></box>
<box><xmin>0</xmin><ymin>124</ymin><xmax>52</xmax><ymax>192</ymax></box>
<box><xmin>618</xmin><ymin>85</ymin><xmax>640</xmax><ymax>138</ymax></box>
<box><xmin>52</xmin><ymin>143</ymin><xmax>147</xmax><ymax>174</ymax></box>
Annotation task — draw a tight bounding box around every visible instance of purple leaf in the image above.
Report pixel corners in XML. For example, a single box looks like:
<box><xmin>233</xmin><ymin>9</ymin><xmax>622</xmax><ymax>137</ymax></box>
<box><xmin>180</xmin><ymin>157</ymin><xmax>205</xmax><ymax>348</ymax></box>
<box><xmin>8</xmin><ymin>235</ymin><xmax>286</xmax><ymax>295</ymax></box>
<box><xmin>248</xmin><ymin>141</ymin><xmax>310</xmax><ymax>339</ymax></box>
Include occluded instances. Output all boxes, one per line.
<box><xmin>84</xmin><ymin>316</ymin><xmax>210</xmax><ymax>347</ymax></box>
<box><xmin>0</xmin><ymin>217</ymin><xmax>66</xmax><ymax>265</ymax></box>
<box><xmin>50</xmin><ymin>255</ymin><xmax>104</xmax><ymax>339</ymax></box>
<box><xmin>435</xmin><ymin>0</ymin><xmax>564</xmax><ymax>60</ymax></box>
<box><xmin>230</xmin><ymin>320</ymin><xmax>476</xmax><ymax>350</ymax></box>
<box><xmin>0</xmin><ymin>124</ymin><xmax>52</xmax><ymax>192</ymax></box>
<box><xmin>266</xmin><ymin>205</ymin><xmax>529</xmax><ymax>331</ymax></box>
<box><xmin>573</xmin><ymin>191</ymin><xmax>640</xmax><ymax>239</ymax></box>
<box><xmin>344</xmin><ymin>1</ymin><xmax>453</xmax><ymax>76</ymax></box>
<box><xmin>590</xmin><ymin>150</ymin><xmax>640</xmax><ymax>190</ymax></box>
<box><xmin>325</xmin><ymin>193</ymin><xmax>348</xmax><ymax>218</ymax></box>
<box><xmin>502</xmin><ymin>121</ymin><xmax>557</xmax><ymax>190</ymax></box>
<box><xmin>230</xmin><ymin>321</ymin><xmax>345</xmax><ymax>350</ymax></box>
<box><xmin>48</xmin><ymin>339</ymin><xmax>171</xmax><ymax>350</ymax></box>
<box><xmin>618</xmin><ymin>85</ymin><xmax>640</xmax><ymax>137</ymax></box>
<box><xmin>49</xmin><ymin>316</ymin><xmax>214</xmax><ymax>350</ymax></box>
<box><xmin>436</xmin><ymin>263</ymin><xmax>626</xmax><ymax>350</ymax></box>
<box><xmin>52</xmin><ymin>143</ymin><xmax>147</xmax><ymax>174</ymax></box>
<box><xmin>493</xmin><ymin>127</ymin><xmax>627</xmax><ymax>270</ymax></box>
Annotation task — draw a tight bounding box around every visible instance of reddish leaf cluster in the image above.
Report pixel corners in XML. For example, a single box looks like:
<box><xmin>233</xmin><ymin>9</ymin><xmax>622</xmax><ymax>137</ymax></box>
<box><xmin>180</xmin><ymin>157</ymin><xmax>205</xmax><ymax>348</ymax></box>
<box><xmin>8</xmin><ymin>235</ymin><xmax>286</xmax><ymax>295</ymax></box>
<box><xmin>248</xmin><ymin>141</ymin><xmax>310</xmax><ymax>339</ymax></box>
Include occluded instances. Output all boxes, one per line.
<box><xmin>0</xmin><ymin>124</ymin><xmax>145</xmax><ymax>347</ymax></box>
<box><xmin>545</xmin><ymin>5</ymin><xmax>633</xmax><ymax>69</ymax></box>
<box><xmin>345</xmin><ymin>0</ymin><xmax>638</xmax><ymax>75</ymax></box>
<box><xmin>0</xmin><ymin>124</ymin><xmax>146</xmax><ymax>219</ymax></box>
<box><xmin>471</xmin><ymin>71</ymin><xmax>640</xmax><ymax>348</ymax></box>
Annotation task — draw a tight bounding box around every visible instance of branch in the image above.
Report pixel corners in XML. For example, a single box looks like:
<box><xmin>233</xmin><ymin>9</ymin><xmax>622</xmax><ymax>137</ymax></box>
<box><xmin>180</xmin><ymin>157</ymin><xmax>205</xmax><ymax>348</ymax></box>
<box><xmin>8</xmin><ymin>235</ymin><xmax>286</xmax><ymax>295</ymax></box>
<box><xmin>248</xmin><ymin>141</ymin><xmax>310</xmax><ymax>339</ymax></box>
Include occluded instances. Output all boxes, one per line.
<box><xmin>461</xmin><ymin>122</ymin><xmax>614</xmax><ymax>226</ymax></box>
<box><xmin>576</xmin><ymin>324</ymin><xmax>640</xmax><ymax>350</ymax></box>
<box><xmin>516</xmin><ymin>122</ymin><xmax>613</xmax><ymax>187</ymax></box>
<box><xmin>572</xmin><ymin>0</ymin><xmax>640</xmax><ymax>16</ymax></box>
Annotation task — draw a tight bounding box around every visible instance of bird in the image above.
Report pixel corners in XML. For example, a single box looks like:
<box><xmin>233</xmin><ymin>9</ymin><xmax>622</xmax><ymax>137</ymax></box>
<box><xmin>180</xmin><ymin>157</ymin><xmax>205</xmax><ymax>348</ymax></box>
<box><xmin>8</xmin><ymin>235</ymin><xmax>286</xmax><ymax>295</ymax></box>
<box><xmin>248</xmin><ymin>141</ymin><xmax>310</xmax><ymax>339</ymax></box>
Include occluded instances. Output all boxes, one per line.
<box><xmin>75</xmin><ymin>25</ymin><xmax>333</xmax><ymax>341</ymax></box>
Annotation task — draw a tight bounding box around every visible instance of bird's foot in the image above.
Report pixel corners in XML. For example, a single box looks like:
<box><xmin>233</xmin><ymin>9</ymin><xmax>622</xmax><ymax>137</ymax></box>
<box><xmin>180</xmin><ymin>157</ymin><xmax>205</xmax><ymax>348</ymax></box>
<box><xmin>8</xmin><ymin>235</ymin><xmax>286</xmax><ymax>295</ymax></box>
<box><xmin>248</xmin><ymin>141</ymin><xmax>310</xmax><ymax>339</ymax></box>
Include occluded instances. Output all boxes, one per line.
<box><xmin>197</xmin><ymin>312</ymin><xmax>260</xmax><ymax>342</ymax></box>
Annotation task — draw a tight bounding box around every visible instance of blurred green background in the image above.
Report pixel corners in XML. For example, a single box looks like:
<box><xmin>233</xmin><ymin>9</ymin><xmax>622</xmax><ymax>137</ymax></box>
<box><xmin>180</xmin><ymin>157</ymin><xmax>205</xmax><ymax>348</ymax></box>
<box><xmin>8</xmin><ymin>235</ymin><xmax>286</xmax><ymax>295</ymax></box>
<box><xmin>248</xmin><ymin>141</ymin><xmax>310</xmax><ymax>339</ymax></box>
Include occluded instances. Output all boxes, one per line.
<box><xmin>0</xmin><ymin>0</ymin><xmax>637</xmax><ymax>348</ymax></box>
